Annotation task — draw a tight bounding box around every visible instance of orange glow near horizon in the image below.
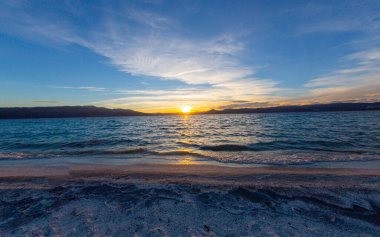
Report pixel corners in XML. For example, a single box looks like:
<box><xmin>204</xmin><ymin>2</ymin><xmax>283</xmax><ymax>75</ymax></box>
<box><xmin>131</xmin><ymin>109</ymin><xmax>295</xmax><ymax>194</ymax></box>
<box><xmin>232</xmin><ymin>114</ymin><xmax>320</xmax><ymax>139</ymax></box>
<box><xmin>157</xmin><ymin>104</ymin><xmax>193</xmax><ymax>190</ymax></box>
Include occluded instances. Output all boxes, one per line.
<box><xmin>103</xmin><ymin>100</ymin><xmax>230</xmax><ymax>114</ymax></box>
<box><xmin>181</xmin><ymin>106</ymin><xmax>192</xmax><ymax>114</ymax></box>
<box><xmin>104</xmin><ymin>99</ymin><xmax>278</xmax><ymax>114</ymax></box>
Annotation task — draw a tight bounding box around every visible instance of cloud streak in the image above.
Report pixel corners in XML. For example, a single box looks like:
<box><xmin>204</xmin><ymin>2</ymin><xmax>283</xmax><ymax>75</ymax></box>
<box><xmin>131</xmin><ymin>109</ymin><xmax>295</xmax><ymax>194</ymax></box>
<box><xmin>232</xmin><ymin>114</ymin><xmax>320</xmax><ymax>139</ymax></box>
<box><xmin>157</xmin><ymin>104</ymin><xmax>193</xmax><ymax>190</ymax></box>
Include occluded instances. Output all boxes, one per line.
<box><xmin>32</xmin><ymin>100</ymin><xmax>60</xmax><ymax>104</ymax></box>
<box><xmin>50</xmin><ymin>86</ymin><xmax>106</xmax><ymax>92</ymax></box>
<box><xmin>302</xmin><ymin>47</ymin><xmax>380</xmax><ymax>104</ymax></box>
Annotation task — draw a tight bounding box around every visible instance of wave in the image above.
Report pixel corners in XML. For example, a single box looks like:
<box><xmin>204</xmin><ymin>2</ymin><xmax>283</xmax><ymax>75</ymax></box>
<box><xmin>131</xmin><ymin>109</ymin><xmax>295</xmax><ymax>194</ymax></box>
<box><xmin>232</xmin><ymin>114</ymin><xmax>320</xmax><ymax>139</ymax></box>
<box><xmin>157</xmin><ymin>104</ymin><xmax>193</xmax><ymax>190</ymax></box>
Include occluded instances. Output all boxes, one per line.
<box><xmin>201</xmin><ymin>144</ymin><xmax>254</xmax><ymax>151</ymax></box>
<box><xmin>0</xmin><ymin>152</ymin><xmax>31</xmax><ymax>159</ymax></box>
<box><xmin>63</xmin><ymin>148</ymin><xmax>208</xmax><ymax>158</ymax></box>
<box><xmin>0</xmin><ymin>148</ymin><xmax>208</xmax><ymax>159</ymax></box>
<box><xmin>68</xmin><ymin>148</ymin><xmax>148</xmax><ymax>156</ymax></box>
<box><xmin>1</xmin><ymin>149</ymin><xmax>379</xmax><ymax>166</ymax></box>
<box><xmin>68</xmin><ymin>149</ymin><xmax>208</xmax><ymax>157</ymax></box>
<box><xmin>198</xmin><ymin>151</ymin><xmax>380</xmax><ymax>166</ymax></box>
<box><xmin>2</xmin><ymin>138</ymin><xmax>137</xmax><ymax>149</ymax></box>
<box><xmin>200</xmin><ymin>140</ymin><xmax>368</xmax><ymax>153</ymax></box>
<box><xmin>0</xmin><ymin>148</ymin><xmax>148</xmax><ymax>159</ymax></box>
<box><xmin>152</xmin><ymin>150</ymin><xmax>209</xmax><ymax>158</ymax></box>
<box><xmin>0</xmin><ymin>148</ymin><xmax>213</xmax><ymax>161</ymax></box>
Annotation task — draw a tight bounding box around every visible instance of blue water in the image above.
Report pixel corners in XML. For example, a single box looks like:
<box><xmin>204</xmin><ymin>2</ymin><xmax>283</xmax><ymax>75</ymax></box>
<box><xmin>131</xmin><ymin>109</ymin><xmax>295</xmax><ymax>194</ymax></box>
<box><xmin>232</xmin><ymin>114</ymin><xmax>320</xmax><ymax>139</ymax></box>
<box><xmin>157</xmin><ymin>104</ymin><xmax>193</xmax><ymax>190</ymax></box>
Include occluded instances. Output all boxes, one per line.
<box><xmin>0</xmin><ymin>111</ymin><xmax>379</xmax><ymax>165</ymax></box>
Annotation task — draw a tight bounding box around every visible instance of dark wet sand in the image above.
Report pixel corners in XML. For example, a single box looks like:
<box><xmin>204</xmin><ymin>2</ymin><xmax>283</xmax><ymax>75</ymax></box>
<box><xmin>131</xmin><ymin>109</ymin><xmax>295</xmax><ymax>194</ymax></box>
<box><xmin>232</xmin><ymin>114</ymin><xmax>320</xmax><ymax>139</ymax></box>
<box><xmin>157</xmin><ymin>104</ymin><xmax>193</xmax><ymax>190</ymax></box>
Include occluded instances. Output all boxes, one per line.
<box><xmin>1</xmin><ymin>163</ymin><xmax>380</xmax><ymax>180</ymax></box>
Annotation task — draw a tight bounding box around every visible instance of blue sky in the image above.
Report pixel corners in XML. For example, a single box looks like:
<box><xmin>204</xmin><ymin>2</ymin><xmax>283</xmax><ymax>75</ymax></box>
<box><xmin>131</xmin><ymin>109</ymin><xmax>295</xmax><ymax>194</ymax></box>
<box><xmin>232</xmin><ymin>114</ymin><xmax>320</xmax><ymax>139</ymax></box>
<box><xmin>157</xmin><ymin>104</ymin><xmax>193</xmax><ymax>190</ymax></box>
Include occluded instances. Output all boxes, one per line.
<box><xmin>1</xmin><ymin>0</ymin><xmax>380</xmax><ymax>112</ymax></box>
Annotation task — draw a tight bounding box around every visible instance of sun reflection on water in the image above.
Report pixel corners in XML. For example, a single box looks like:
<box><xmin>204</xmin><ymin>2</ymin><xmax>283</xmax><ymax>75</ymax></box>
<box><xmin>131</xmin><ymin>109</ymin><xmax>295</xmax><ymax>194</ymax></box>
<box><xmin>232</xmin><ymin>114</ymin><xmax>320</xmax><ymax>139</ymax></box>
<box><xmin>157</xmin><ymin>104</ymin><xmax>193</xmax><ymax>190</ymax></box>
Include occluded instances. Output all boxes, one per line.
<box><xmin>176</xmin><ymin>157</ymin><xmax>199</xmax><ymax>165</ymax></box>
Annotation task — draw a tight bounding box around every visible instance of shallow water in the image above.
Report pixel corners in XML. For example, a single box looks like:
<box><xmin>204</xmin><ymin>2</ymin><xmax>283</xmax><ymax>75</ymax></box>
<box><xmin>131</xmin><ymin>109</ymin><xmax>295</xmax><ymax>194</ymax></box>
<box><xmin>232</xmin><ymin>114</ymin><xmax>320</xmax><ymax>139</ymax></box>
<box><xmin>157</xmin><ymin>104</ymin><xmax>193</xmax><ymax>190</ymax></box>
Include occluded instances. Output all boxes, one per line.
<box><xmin>0</xmin><ymin>111</ymin><xmax>379</xmax><ymax>165</ymax></box>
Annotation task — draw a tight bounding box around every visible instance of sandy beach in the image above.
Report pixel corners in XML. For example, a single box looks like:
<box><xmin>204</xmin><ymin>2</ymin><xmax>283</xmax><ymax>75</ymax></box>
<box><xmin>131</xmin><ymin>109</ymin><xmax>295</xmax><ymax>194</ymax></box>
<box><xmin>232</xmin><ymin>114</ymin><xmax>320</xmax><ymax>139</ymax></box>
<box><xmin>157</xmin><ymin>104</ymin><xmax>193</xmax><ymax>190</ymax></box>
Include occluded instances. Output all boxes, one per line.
<box><xmin>1</xmin><ymin>163</ymin><xmax>380</xmax><ymax>236</ymax></box>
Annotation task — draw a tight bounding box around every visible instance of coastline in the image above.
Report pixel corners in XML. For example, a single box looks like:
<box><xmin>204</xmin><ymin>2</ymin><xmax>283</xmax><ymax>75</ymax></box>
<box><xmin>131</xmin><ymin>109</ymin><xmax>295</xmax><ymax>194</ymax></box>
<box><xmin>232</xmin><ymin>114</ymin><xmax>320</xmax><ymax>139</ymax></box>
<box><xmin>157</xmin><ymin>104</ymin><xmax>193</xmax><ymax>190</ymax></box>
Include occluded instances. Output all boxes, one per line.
<box><xmin>1</xmin><ymin>155</ymin><xmax>380</xmax><ymax>179</ymax></box>
<box><xmin>1</xmin><ymin>162</ymin><xmax>380</xmax><ymax>181</ymax></box>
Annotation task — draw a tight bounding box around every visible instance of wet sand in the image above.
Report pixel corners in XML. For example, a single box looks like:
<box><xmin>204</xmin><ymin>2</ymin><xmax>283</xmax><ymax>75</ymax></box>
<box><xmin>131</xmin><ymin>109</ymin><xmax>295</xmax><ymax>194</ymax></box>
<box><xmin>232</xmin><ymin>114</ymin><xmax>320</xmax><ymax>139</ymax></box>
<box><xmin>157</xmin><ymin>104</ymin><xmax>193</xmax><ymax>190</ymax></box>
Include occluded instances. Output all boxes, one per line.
<box><xmin>1</xmin><ymin>163</ymin><xmax>380</xmax><ymax>179</ymax></box>
<box><xmin>1</xmin><ymin>163</ymin><xmax>380</xmax><ymax>236</ymax></box>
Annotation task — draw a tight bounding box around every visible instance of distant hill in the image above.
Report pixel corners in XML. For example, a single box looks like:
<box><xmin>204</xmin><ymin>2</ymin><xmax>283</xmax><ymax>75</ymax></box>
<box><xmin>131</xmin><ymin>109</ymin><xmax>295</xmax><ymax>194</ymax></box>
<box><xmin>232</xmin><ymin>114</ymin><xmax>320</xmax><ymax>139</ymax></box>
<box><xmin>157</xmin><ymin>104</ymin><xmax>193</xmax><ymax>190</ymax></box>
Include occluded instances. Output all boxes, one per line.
<box><xmin>0</xmin><ymin>106</ymin><xmax>147</xmax><ymax>119</ymax></box>
<box><xmin>203</xmin><ymin>102</ymin><xmax>380</xmax><ymax>114</ymax></box>
<box><xmin>1</xmin><ymin>102</ymin><xmax>380</xmax><ymax>119</ymax></box>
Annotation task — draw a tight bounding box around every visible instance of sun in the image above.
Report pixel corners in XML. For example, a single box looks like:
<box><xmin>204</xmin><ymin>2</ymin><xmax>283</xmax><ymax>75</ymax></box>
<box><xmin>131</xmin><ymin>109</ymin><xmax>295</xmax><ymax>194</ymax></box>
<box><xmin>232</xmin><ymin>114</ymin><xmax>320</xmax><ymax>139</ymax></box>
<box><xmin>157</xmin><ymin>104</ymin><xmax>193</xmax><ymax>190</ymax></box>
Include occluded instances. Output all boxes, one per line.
<box><xmin>181</xmin><ymin>106</ymin><xmax>192</xmax><ymax>113</ymax></box>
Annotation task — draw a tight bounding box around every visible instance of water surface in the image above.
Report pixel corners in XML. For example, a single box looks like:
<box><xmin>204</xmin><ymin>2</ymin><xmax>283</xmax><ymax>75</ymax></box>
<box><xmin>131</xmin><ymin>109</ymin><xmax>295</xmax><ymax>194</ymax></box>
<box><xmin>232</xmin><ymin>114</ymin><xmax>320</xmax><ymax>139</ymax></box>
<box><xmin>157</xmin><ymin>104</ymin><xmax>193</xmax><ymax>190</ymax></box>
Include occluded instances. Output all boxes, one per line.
<box><xmin>0</xmin><ymin>111</ymin><xmax>379</xmax><ymax>166</ymax></box>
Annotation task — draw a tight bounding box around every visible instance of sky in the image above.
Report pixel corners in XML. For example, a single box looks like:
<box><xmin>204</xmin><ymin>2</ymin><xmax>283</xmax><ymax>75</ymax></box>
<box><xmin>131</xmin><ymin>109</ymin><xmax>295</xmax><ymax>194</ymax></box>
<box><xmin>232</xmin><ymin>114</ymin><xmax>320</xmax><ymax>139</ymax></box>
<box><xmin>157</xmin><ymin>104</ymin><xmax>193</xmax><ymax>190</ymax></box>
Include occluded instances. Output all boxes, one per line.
<box><xmin>0</xmin><ymin>0</ymin><xmax>380</xmax><ymax>113</ymax></box>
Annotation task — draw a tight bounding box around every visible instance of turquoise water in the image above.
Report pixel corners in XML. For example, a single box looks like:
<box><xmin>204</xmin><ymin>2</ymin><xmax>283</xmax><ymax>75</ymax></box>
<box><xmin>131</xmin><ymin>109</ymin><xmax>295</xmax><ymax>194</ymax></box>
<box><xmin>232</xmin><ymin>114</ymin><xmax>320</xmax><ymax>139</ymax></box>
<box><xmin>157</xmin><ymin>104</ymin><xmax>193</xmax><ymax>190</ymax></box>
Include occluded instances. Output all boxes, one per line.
<box><xmin>0</xmin><ymin>111</ymin><xmax>379</xmax><ymax>165</ymax></box>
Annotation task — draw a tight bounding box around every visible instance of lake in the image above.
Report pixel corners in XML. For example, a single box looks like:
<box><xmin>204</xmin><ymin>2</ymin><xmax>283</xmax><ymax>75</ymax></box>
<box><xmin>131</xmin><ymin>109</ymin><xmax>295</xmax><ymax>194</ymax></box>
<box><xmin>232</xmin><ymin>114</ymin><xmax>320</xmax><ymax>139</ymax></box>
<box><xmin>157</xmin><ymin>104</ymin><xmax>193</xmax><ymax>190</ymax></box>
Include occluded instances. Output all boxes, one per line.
<box><xmin>1</xmin><ymin>111</ymin><xmax>379</xmax><ymax>166</ymax></box>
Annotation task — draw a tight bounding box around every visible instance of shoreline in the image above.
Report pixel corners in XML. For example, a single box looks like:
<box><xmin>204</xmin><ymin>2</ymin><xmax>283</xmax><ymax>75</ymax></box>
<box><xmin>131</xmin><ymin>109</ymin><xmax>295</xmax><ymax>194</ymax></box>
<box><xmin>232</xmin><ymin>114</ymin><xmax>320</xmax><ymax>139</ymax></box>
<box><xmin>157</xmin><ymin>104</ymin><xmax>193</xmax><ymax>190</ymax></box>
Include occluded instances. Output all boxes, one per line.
<box><xmin>1</xmin><ymin>153</ymin><xmax>380</xmax><ymax>170</ymax></box>
<box><xmin>1</xmin><ymin>162</ymin><xmax>380</xmax><ymax>185</ymax></box>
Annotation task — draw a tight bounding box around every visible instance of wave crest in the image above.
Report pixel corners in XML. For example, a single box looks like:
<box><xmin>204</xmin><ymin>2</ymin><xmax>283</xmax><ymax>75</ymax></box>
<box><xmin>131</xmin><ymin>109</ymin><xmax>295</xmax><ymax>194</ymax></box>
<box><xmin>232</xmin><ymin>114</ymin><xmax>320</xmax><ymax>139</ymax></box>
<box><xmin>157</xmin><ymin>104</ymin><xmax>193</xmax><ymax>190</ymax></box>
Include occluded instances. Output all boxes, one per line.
<box><xmin>201</xmin><ymin>144</ymin><xmax>254</xmax><ymax>151</ymax></box>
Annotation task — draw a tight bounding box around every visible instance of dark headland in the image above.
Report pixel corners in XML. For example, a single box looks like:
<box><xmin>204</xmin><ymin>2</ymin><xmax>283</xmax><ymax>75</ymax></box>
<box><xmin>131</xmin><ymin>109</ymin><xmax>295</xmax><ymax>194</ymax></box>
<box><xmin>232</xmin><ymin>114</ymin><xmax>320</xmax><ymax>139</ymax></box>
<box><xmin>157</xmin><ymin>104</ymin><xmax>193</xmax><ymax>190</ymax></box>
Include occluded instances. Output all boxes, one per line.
<box><xmin>203</xmin><ymin>102</ymin><xmax>380</xmax><ymax>114</ymax></box>
<box><xmin>0</xmin><ymin>106</ymin><xmax>146</xmax><ymax>119</ymax></box>
<box><xmin>0</xmin><ymin>102</ymin><xmax>379</xmax><ymax>119</ymax></box>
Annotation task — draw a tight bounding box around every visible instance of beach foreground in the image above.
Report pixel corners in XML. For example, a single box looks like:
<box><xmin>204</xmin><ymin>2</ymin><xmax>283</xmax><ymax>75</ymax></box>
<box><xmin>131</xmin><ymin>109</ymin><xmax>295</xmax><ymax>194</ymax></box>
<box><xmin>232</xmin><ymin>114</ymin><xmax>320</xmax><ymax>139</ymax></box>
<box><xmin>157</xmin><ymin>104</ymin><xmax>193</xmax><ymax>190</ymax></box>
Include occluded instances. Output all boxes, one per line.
<box><xmin>1</xmin><ymin>164</ymin><xmax>380</xmax><ymax>236</ymax></box>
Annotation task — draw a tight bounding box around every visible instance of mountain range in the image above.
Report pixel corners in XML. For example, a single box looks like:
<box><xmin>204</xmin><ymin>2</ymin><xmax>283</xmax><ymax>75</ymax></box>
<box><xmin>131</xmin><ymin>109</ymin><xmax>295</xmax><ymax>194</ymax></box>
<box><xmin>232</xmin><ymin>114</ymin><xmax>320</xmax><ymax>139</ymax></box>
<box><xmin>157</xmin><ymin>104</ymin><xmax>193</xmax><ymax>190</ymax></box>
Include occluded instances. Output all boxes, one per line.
<box><xmin>0</xmin><ymin>102</ymin><xmax>379</xmax><ymax>119</ymax></box>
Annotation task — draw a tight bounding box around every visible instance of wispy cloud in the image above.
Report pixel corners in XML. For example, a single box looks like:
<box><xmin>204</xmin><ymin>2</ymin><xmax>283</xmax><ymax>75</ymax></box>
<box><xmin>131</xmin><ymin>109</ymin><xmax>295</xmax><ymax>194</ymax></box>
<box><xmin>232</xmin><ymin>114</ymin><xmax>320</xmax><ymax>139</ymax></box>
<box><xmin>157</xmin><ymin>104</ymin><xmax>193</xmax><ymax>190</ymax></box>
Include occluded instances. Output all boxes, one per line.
<box><xmin>32</xmin><ymin>100</ymin><xmax>60</xmax><ymax>104</ymax></box>
<box><xmin>50</xmin><ymin>86</ymin><xmax>106</xmax><ymax>92</ymax></box>
<box><xmin>127</xmin><ymin>9</ymin><xmax>172</xmax><ymax>30</ymax></box>
<box><xmin>300</xmin><ymin>47</ymin><xmax>380</xmax><ymax>103</ymax></box>
<box><xmin>218</xmin><ymin>102</ymin><xmax>273</xmax><ymax>110</ymax></box>
<box><xmin>304</xmin><ymin>48</ymin><xmax>380</xmax><ymax>87</ymax></box>
<box><xmin>292</xmin><ymin>1</ymin><xmax>380</xmax><ymax>35</ymax></box>
<box><xmin>91</xmin><ymin>35</ymin><xmax>251</xmax><ymax>85</ymax></box>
